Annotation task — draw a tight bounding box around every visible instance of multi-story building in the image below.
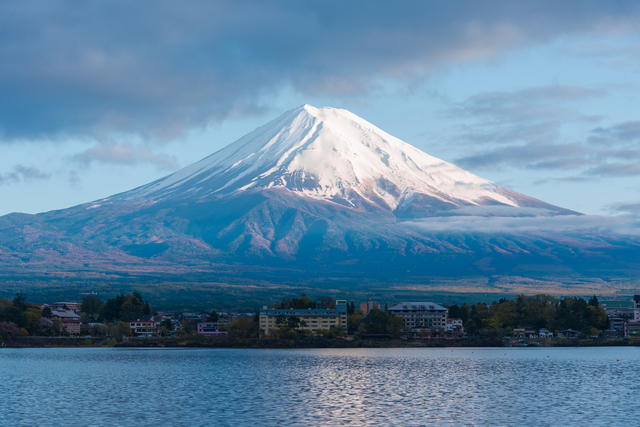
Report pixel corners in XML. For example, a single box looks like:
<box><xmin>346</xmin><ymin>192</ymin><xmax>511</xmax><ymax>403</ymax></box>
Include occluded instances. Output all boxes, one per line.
<box><xmin>388</xmin><ymin>302</ymin><xmax>448</xmax><ymax>336</ymax></box>
<box><xmin>446</xmin><ymin>318</ymin><xmax>464</xmax><ymax>336</ymax></box>
<box><xmin>259</xmin><ymin>300</ymin><xmax>348</xmax><ymax>335</ymax></box>
<box><xmin>50</xmin><ymin>302</ymin><xmax>82</xmax><ymax>312</ymax></box>
<box><xmin>359</xmin><ymin>299</ymin><xmax>381</xmax><ymax>315</ymax></box>
<box><xmin>129</xmin><ymin>317</ymin><xmax>157</xmax><ymax>337</ymax></box>
<box><xmin>196</xmin><ymin>322</ymin><xmax>227</xmax><ymax>336</ymax></box>
<box><xmin>51</xmin><ymin>309</ymin><xmax>81</xmax><ymax>334</ymax></box>
<box><xmin>602</xmin><ymin>301</ymin><xmax>634</xmax><ymax>319</ymax></box>
<box><xmin>627</xmin><ymin>295</ymin><xmax>640</xmax><ymax>336</ymax></box>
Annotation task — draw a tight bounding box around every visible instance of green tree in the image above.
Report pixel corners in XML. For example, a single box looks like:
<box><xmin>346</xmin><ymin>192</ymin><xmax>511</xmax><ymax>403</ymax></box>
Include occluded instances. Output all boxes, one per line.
<box><xmin>347</xmin><ymin>301</ymin><xmax>355</xmax><ymax>315</ymax></box>
<box><xmin>275</xmin><ymin>314</ymin><xmax>287</xmax><ymax>326</ymax></box>
<box><xmin>100</xmin><ymin>295</ymin><xmax>125</xmax><ymax>323</ymax></box>
<box><xmin>119</xmin><ymin>295</ymin><xmax>144</xmax><ymax>322</ymax></box>
<box><xmin>207</xmin><ymin>310</ymin><xmax>219</xmax><ymax>322</ymax></box>
<box><xmin>363</xmin><ymin>308</ymin><xmax>389</xmax><ymax>334</ymax></box>
<box><xmin>132</xmin><ymin>291</ymin><xmax>143</xmax><ymax>303</ymax></box>
<box><xmin>81</xmin><ymin>296</ymin><xmax>103</xmax><ymax>318</ymax></box>
<box><xmin>347</xmin><ymin>312</ymin><xmax>363</xmax><ymax>334</ymax></box>
<box><xmin>12</xmin><ymin>293</ymin><xmax>27</xmax><ymax>311</ymax></box>
<box><xmin>388</xmin><ymin>315</ymin><xmax>404</xmax><ymax>338</ymax></box>
<box><xmin>160</xmin><ymin>319</ymin><xmax>173</xmax><ymax>331</ymax></box>
<box><xmin>116</xmin><ymin>320</ymin><xmax>132</xmax><ymax>339</ymax></box>
<box><xmin>588</xmin><ymin>295</ymin><xmax>599</xmax><ymax>307</ymax></box>
<box><xmin>286</xmin><ymin>316</ymin><xmax>302</xmax><ymax>329</ymax></box>
<box><xmin>42</xmin><ymin>306</ymin><xmax>53</xmax><ymax>319</ymax></box>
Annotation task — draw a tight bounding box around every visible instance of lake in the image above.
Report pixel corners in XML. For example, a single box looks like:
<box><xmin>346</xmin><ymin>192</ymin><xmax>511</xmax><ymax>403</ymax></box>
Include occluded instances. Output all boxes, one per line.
<box><xmin>0</xmin><ymin>347</ymin><xmax>637</xmax><ymax>426</ymax></box>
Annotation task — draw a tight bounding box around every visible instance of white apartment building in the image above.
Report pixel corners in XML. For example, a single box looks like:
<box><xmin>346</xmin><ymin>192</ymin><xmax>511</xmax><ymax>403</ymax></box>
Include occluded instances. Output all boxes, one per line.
<box><xmin>388</xmin><ymin>302</ymin><xmax>448</xmax><ymax>335</ymax></box>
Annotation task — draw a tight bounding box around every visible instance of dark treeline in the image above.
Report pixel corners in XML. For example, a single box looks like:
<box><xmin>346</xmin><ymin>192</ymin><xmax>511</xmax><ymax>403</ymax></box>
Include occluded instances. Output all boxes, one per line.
<box><xmin>274</xmin><ymin>294</ymin><xmax>336</xmax><ymax>310</ymax></box>
<box><xmin>0</xmin><ymin>292</ymin><xmax>154</xmax><ymax>340</ymax></box>
<box><xmin>448</xmin><ymin>294</ymin><xmax>607</xmax><ymax>337</ymax></box>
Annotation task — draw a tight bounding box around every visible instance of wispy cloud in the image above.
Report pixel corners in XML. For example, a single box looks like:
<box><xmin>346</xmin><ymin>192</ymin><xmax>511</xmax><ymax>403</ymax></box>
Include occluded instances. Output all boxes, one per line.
<box><xmin>72</xmin><ymin>143</ymin><xmax>179</xmax><ymax>171</ymax></box>
<box><xmin>608</xmin><ymin>201</ymin><xmax>640</xmax><ymax>214</ymax></box>
<box><xmin>0</xmin><ymin>165</ymin><xmax>51</xmax><ymax>185</ymax></box>
<box><xmin>441</xmin><ymin>82</ymin><xmax>640</xmax><ymax>178</ymax></box>
<box><xmin>402</xmin><ymin>207</ymin><xmax>640</xmax><ymax>235</ymax></box>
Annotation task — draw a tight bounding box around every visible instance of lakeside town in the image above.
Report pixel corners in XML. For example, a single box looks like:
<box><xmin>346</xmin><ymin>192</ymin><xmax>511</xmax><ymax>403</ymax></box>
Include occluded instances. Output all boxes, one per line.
<box><xmin>1</xmin><ymin>292</ymin><xmax>640</xmax><ymax>348</ymax></box>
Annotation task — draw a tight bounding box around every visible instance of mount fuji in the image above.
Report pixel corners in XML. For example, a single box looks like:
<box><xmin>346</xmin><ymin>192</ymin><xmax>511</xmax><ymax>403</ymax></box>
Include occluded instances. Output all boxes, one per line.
<box><xmin>117</xmin><ymin>105</ymin><xmax>570</xmax><ymax>215</ymax></box>
<box><xmin>0</xmin><ymin>105</ymin><xmax>638</xmax><ymax>282</ymax></box>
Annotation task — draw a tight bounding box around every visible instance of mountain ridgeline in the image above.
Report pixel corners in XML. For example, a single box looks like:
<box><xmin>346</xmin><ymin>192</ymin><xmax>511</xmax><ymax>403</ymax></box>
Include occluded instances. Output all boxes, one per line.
<box><xmin>0</xmin><ymin>105</ymin><xmax>639</xmax><ymax>280</ymax></box>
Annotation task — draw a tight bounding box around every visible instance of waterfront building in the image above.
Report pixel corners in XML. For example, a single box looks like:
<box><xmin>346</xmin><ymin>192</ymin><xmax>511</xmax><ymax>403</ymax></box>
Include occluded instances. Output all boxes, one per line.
<box><xmin>602</xmin><ymin>301</ymin><xmax>634</xmax><ymax>318</ymax></box>
<box><xmin>196</xmin><ymin>322</ymin><xmax>227</xmax><ymax>336</ymax></box>
<box><xmin>538</xmin><ymin>328</ymin><xmax>553</xmax><ymax>338</ymax></box>
<box><xmin>359</xmin><ymin>299</ymin><xmax>380</xmax><ymax>315</ymax></box>
<box><xmin>388</xmin><ymin>302</ymin><xmax>448</xmax><ymax>336</ymax></box>
<box><xmin>446</xmin><ymin>318</ymin><xmax>464</xmax><ymax>337</ymax></box>
<box><xmin>514</xmin><ymin>326</ymin><xmax>536</xmax><ymax>338</ymax></box>
<box><xmin>560</xmin><ymin>329</ymin><xmax>579</xmax><ymax>339</ymax></box>
<box><xmin>51</xmin><ymin>309</ymin><xmax>81</xmax><ymax>334</ymax></box>
<box><xmin>129</xmin><ymin>317</ymin><xmax>157</xmax><ymax>337</ymax></box>
<box><xmin>49</xmin><ymin>302</ymin><xmax>82</xmax><ymax>312</ymax></box>
<box><xmin>259</xmin><ymin>300</ymin><xmax>348</xmax><ymax>335</ymax></box>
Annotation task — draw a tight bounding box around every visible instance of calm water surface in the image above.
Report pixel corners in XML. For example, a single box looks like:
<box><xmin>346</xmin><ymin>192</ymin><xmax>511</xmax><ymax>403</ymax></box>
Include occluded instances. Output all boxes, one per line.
<box><xmin>0</xmin><ymin>347</ymin><xmax>637</xmax><ymax>426</ymax></box>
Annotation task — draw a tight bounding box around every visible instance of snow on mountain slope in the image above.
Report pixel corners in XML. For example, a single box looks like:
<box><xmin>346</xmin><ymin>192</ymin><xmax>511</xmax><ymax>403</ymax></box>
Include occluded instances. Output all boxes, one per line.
<box><xmin>121</xmin><ymin>105</ymin><xmax>551</xmax><ymax>212</ymax></box>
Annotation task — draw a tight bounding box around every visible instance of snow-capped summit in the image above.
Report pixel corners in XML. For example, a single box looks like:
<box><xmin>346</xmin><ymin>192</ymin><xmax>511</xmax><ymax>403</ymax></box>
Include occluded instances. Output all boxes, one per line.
<box><xmin>123</xmin><ymin>105</ymin><xmax>563</xmax><ymax>214</ymax></box>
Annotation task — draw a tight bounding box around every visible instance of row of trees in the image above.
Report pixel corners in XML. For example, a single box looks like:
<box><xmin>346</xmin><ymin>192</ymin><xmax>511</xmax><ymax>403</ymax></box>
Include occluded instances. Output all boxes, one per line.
<box><xmin>0</xmin><ymin>292</ymin><xmax>156</xmax><ymax>340</ymax></box>
<box><xmin>0</xmin><ymin>293</ymin><xmax>58</xmax><ymax>338</ymax></box>
<box><xmin>347</xmin><ymin>308</ymin><xmax>404</xmax><ymax>338</ymax></box>
<box><xmin>447</xmin><ymin>294</ymin><xmax>608</xmax><ymax>337</ymax></box>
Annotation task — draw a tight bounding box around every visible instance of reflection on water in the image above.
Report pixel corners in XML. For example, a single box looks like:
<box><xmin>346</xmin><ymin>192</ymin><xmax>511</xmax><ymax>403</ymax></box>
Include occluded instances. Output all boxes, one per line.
<box><xmin>0</xmin><ymin>347</ymin><xmax>638</xmax><ymax>426</ymax></box>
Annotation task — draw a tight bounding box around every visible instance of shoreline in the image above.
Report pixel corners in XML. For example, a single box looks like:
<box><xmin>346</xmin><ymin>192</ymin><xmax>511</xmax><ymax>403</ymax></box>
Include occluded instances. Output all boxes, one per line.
<box><xmin>3</xmin><ymin>336</ymin><xmax>639</xmax><ymax>349</ymax></box>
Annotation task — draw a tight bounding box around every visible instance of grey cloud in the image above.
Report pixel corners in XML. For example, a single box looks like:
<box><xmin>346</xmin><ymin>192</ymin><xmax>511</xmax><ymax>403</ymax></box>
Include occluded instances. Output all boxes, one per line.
<box><xmin>455</xmin><ymin>141</ymin><xmax>589</xmax><ymax>170</ymax></box>
<box><xmin>608</xmin><ymin>201</ymin><xmax>640</xmax><ymax>214</ymax></box>
<box><xmin>585</xmin><ymin>161</ymin><xmax>640</xmax><ymax>176</ymax></box>
<box><xmin>590</xmin><ymin>121</ymin><xmax>640</xmax><ymax>144</ymax></box>
<box><xmin>1</xmin><ymin>1</ymin><xmax>640</xmax><ymax>141</ymax></box>
<box><xmin>0</xmin><ymin>165</ymin><xmax>51</xmax><ymax>185</ymax></box>
<box><xmin>72</xmin><ymin>143</ymin><xmax>180</xmax><ymax>171</ymax></box>
<box><xmin>446</xmin><ymin>85</ymin><xmax>606</xmax><ymax>126</ymax></box>
<box><xmin>445</xmin><ymin>82</ymin><xmax>640</xmax><ymax>175</ymax></box>
<box><xmin>402</xmin><ymin>210</ymin><xmax>640</xmax><ymax>235</ymax></box>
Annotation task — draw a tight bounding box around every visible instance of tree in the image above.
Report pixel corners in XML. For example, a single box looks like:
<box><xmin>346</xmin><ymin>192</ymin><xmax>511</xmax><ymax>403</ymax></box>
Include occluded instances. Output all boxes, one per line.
<box><xmin>132</xmin><ymin>291</ymin><xmax>143</xmax><ymax>303</ymax></box>
<box><xmin>0</xmin><ymin>321</ymin><xmax>20</xmax><ymax>339</ymax></box>
<box><xmin>160</xmin><ymin>319</ymin><xmax>173</xmax><ymax>331</ymax></box>
<box><xmin>116</xmin><ymin>321</ymin><xmax>132</xmax><ymax>339</ymax></box>
<box><xmin>588</xmin><ymin>295</ymin><xmax>599</xmax><ymax>307</ymax></box>
<box><xmin>286</xmin><ymin>316</ymin><xmax>302</xmax><ymax>329</ymax></box>
<box><xmin>275</xmin><ymin>314</ymin><xmax>287</xmax><ymax>326</ymax></box>
<box><xmin>81</xmin><ymin>296</ymin><xmax>103</xmax><ymax>318</ymax></box>
<box><xmin>388</xmin><ymin>315</ymin><xmax>404</xmax><ymax>338</ymax></box>
<box><xmin>12</xmin><ymin>293</ymin><xmax>27</xmax><ymax>311</ymax></box>
<box><xmin>347</xmin><ymin>312</ymin><xmax>363</xmax><ymax>334</ymax></box>
<box><xmin>347</xmin><ymin>301</ymin><xmax>355</xmax><ymax>315</ymax></box>
<box><xmin>207</xmin><ymin>310</ymin><xmax>219</xmax><ymax>322</ymax></box>
<box><xmin>38</xmin><ymin>317</ymin><xmax>54</xmax><ymax>335</ymax></box>
<box><xmin>143</xmin><ymin>302</ymin><xmax>152</xmax><ymax>316</ymax></box>
<box><xmin>363</xmin><ymin>308</ymin><xmax>389</xmax><ymax>334</ymax></box>
<box><xmin>42</xmin><ymin>306</ymin><xmax>53</xmax><ymax>319</ymax></box>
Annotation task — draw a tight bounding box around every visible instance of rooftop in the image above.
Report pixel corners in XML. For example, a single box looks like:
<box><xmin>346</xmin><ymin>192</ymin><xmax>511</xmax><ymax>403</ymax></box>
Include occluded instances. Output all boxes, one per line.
<box><xmin>388</xmin><ymin>302</ymin><xmax>447</xmax><ymax>311</ymax></box>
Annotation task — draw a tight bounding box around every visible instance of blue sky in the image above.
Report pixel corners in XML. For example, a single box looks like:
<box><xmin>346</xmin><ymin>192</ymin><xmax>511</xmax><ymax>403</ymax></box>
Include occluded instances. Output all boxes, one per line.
<box><xmin>1</xmin><ymin>1</ymin><xmax>640</xmax><ymax>217</ymax></box>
